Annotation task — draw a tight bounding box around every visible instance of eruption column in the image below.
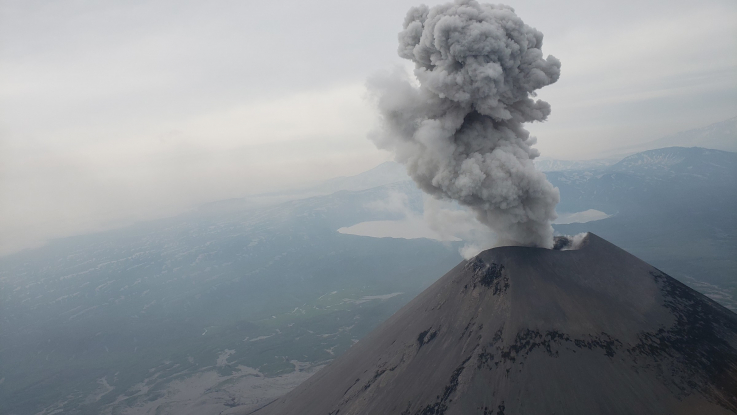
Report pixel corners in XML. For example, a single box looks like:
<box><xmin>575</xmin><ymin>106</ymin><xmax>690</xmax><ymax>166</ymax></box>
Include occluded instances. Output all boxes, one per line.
<box><xmin>369</xmin><ymin>0</ymin><xmax>561</xmax><ymax>248</ymax></box>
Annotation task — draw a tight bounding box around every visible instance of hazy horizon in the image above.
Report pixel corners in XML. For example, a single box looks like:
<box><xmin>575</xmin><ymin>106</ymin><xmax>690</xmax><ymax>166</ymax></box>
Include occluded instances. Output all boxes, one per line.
<box><xmin>1</xmin><ymin>0</ymin><xmax>736</xmax><ymax>254</ymax></box>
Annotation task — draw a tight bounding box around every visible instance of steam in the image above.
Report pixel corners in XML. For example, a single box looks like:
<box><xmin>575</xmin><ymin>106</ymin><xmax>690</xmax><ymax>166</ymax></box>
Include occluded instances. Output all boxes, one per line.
<box><xmin>566</xmin><ymin>232</ymin><xmax>589</xmax><ymax>250</ymax></box>
<box><xmin>368</xmin><ymin>0</ymin><xmax>561</xmax><ymax>248</ymax></box>
<box><xmin>553</xmin><ymin>232</ymin><xmax>589</xmax><ymax>251</ymax></box>
<box><xmin>422</xmin><ymin>196</ymin><xmax>497</xmax><ymax>258</ymax></box>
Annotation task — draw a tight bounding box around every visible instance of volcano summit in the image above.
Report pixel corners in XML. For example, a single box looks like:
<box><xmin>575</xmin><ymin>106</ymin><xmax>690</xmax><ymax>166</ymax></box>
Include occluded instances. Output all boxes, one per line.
<box><xmin>251</xmin><ymin>233</ymin><xmax>737</xmax><ymax>415</ymax></box>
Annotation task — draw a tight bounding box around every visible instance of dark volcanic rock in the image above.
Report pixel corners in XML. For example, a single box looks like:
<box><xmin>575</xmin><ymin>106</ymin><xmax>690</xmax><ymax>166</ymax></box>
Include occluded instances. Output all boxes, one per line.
<box><xmin>250</xmin><ymin>234</ymin><xmax>737</xmax><ymax>415</ymax></box>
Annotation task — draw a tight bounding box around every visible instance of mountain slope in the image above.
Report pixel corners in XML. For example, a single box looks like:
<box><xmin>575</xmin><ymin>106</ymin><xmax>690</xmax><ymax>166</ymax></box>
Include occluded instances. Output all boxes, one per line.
<box><xmin>548</xmin><ymin>147</ymin><xmax>737</xmax><ymax>310</ymax></box>
<box><xmin>252</xmin><ymin>234</ymin><xmax>737</xmax><ymax>415</ymax></box>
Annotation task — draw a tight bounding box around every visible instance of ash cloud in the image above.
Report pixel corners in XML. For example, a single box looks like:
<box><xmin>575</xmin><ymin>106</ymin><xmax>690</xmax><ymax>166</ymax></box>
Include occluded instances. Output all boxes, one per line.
<box><xmin>368</xmin><ymin>0</ymin><xmax>561</xmax><ymax>248</ymax></box>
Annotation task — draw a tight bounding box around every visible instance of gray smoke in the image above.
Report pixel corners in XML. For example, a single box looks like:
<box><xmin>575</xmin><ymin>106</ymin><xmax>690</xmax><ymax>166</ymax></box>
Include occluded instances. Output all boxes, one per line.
<box><xmin>368</xmin><ymin>0</ymin><xmax>561</xmax><ymax>248</ymax></box>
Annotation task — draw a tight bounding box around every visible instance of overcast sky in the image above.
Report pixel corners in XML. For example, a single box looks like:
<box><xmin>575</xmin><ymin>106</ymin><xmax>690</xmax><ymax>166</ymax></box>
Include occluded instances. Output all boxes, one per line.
<box><xmin>1</xmin><ymin>0</ymin><xmax>736</xmax><ymax>254</ymax></box>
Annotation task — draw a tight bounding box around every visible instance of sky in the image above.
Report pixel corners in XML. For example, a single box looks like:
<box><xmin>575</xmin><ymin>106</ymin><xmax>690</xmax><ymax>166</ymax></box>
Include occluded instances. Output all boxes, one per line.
<box><xmin>1</xmin><ymin>0</ymin><xmax>736</xmax><ymax>255</ymax></box>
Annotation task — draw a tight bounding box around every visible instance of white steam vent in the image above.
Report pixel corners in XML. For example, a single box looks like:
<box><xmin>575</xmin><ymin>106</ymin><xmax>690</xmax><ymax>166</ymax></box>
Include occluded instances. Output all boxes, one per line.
<box><xmin>553</xmin><ymin>233</ymin><xmax>590</xmax><ymax>251</ymax></box>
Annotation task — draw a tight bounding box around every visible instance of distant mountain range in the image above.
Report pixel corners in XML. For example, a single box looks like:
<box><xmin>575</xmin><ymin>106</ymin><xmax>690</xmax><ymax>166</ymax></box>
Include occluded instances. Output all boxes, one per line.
<box><xmin>538</xmin><ymin>116</ymin><xmax>736</xmax><ymax>169</ymax></box>
<box><xmin>645</xmin><ymin>116</ymin><xmax>737</xmax><ymax>152</ymax></box>
<box><xmin>534</xmin><ymin>158</ymin><xmax>617</xmax><ymax>172</ymax></box>
<box><xmin>549</xmin><ymin>147</ymin><xmax>737</xmax><ymax>211</ymax></box>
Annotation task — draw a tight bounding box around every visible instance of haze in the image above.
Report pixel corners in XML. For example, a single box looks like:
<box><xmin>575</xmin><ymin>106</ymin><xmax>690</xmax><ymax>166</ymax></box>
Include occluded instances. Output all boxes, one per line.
<box><xmin>1</xmin><ymin>0</ymin><xmax>736</xmax><ymax>254</ymax></box>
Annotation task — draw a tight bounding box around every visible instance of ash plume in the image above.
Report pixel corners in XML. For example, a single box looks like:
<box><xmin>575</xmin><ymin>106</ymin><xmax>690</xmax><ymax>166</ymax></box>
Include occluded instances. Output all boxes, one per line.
<box><xmin>369</xmin><ymin>0</ymin><xmax>561</xmax><ymax>248</ymax></box>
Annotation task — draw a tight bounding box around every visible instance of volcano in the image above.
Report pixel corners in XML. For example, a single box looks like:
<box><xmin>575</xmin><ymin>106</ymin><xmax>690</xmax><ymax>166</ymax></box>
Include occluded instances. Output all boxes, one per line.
<box><xmin>251</xmin><ymin>234</ymin><xmax>737</xmax><ymax>415</ymax></box>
